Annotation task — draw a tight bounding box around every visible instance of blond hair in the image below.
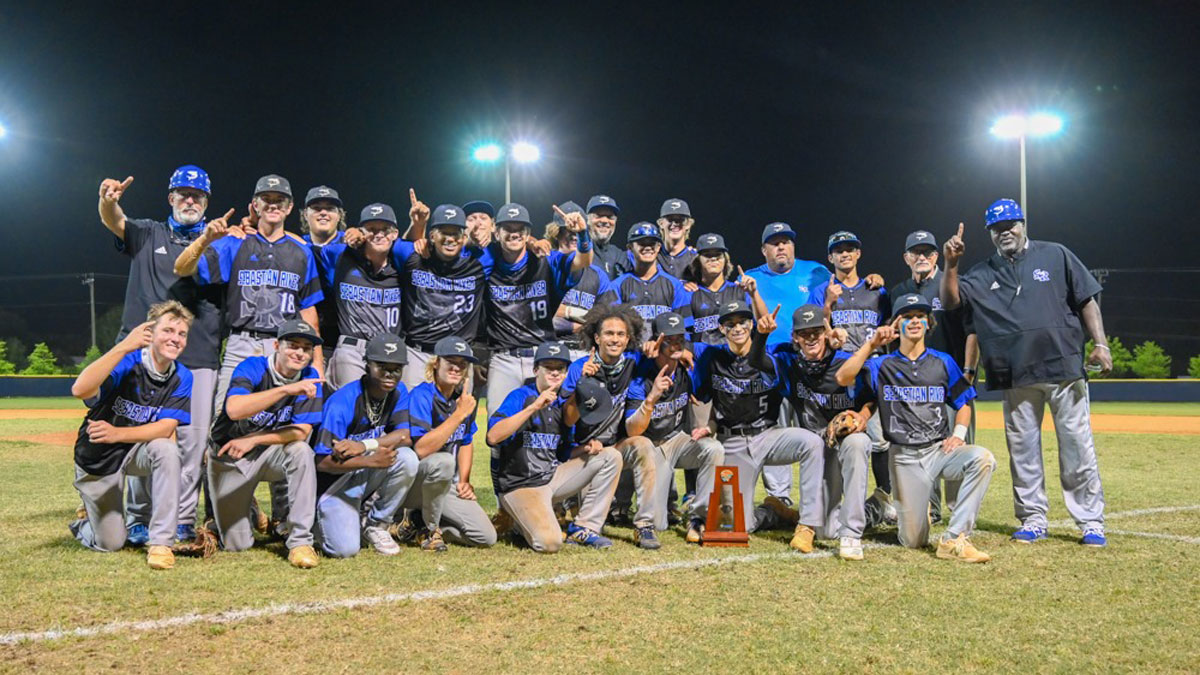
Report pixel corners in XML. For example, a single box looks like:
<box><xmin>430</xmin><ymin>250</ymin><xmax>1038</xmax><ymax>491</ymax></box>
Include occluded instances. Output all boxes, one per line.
<box><xmin>424</xmin><ymin>356</ymin><xmax>473</xmax><ymax>384</ymax></box>
<box><xmin>146</xmin><ymin>300</ymin><xmax>194</xmax><ymax>325</ymax></box>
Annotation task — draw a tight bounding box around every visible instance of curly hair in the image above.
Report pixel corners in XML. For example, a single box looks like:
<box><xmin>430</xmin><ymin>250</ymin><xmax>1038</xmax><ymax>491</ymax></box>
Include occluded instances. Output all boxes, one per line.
<box><xmin>579</xmin><ymin>304</ymin><xmax>644</xmax><ymax>351</ymax></box>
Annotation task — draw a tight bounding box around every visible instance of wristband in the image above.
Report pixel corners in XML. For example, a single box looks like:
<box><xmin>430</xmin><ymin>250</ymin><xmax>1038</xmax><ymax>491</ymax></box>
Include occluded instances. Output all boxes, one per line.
<box><xmin>1095</xmin><ymin>344</ymin><xmax>1110</xmax><ymax>351</ymax></box>
<box><xmin>362</xmin><ymin>438</ymin><xmax>380</xmax><ymax>452</ymax></box>
<box><xmin>576</xmin><ymin>228</ymin><xmax>592</xmax><ymax>253</ymax></box>
<box><xmin>952</xmin><ymin>424</ymin><xmax>968</xmax><ymax>441</ymax></box>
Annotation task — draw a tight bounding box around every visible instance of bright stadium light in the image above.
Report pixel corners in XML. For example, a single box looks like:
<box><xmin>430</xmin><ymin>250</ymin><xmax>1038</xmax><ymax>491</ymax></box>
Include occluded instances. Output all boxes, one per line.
<box><xmin>1027</xmin><ymin>112</ymin><xmax>1064</xmax><ymax>137</ymax></box>
<box><xmin>472</xmin><ymin>142</ymin><xmax>502</xmax><ymax>163</ymax></box>
<box><xmin>0</xmin><ymin>122</ymin><xmax>8</xmax><ymax>139</ymax></box>
<box><xmin>511</xmin><ymin>141</ymin><xmax>541</xmax><ymax>164</ymax></box>
<box><xmin>989</xmin><ymin>111</ymin><xmax>1066</xmax><ymax>223</ymax></box>
<box><xmin>989</xmin><ymin>114</ymin><xmax>1026</xmax><ymax>139</ymax></box>
<box><xmin>471</xmin><ymin>140</ymin><xmax>543</xmax><ymax>203</ymax></box>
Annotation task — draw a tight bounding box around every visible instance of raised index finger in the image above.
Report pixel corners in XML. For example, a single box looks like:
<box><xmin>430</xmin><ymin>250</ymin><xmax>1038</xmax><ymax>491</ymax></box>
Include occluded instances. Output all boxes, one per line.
<box><xmin>222</xmin><ymin>208</ymin><xmax>235</xmax><ymax>221</ymax></box>
<box><xmin>955</xmin><ymin>222</ymin><xmax>964</xmax><ymax>239</ymax></box>
<box><xmin>551</xmin><ymin>204</ymin><xmax>567</xmax><ymax>218</ymax></box>
<box><xmin>771</xmin><ymin>303</ymin><xmax>781</xmax><ymax>319</ymax></box>
<box><xmin>409</xmin><ymin>188</ymin><xmax>418</xmax><ymax>205</ymax></box>
<box><xmin>120</xmin><ymin>176</ymin><xmax>134</xmax><ymax>189</ymax></box>
<box><xmin>737</xmin><ymin>265</ymin><xmax>745</xmax><ymax>277</ymax></box>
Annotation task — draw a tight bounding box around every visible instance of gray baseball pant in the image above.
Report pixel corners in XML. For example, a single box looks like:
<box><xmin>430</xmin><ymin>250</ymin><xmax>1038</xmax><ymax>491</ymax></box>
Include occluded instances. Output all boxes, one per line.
<box><xmin>327</xmin><ymin>337</ymin><xmax>367</xmax><ymax>391</ymax></box>
<box><xmin>315</xmin><ymin>447</ymin><xmax>419</xmax><ymax>558</ymax></box>
<box><xmin>207</xmin><ymin>441</ymin><xmax>316</xmax><ymax>551</ymax></box>
<box><xmin>817</xmin><ymin>432</ymin><xmax>871</xmax><ymax>540</ymax></box>
<box><xmin>72</xmin><ymin>439</ymin><xmax>180</xmax><ymax>550</ymax></box>
<box><xmin>126</xmin><ymin>366</ymin><xmax>217</xmax><ymax>529</ymax></box>
<box><xmin>890</xmin><ymin>441</ymin><xmax>996</xmax><ymax>548</ymax></box>
<box><xmin>486</xmin><ymin>351</ymin><xmax>536</xmax><ymax>417</ymax></box>
<box><xmin>648</xmin><ymin>432</ymin><xmax>723</xmax><ymax>530</ymax></box>
<box><xmin>215</xmin><ymin>332</ymin><xmax>278</xmax><ymax>407</ymax></box>
<box><xmin>721</xmin><ymin>426</ymin><xmax>825</xmax><ymax>532</ymax></box>
<box><xmin>761</xmin><ymin>398</ymin><xmax>799</xmax><ymax>500</ymax></box>
<box><xmin>498</xmin><ymin>448</ymin><xmax>622</xmax><ymax>553</ymax></box>
<box><xmin>612</xmin><ymin>436</ymin><xmax>663</xmax><ymax>529</ymax></box>
<box><xmin>402</xmin><ymin>451</ymin><xmax>498</xmax><ymax>546</ymax></box>
<box><xmin>1003</xmin><ymin>378</ymin><xmax>1106</xmax><ymax>530</ymax></box>
<box><xmin>929</xmin><ymin>400</ymin><xmax>974</xmax><ymax>516</ymax></box>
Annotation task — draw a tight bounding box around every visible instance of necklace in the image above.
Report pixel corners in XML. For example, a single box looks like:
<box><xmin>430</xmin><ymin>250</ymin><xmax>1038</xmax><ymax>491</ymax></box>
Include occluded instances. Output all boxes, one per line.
<box><xmin>365</xmin><ymin>392</ymin><xmax>388</xmax><ymax>427</ymax></box>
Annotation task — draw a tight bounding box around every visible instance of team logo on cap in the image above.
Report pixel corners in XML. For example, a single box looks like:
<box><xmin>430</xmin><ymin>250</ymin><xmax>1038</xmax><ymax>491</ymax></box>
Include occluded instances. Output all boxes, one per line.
<box><xmin>726</xmin><ymin>303</ymin><xmax>739</xmax><ymax>312</ymax></box>
<box><xmin>507</xmin><ymin>207</ymin><xmax>521</xmax><ymax>217</ymax></box>
<box><xmin>913</xmin><ymin>232</ymin><xmax>928</xmax><ymax>240</ymax></box>
<box><xmin>906</xmin><ymin>296</ymin><xmax>919</xmax><ymax>305</ymax></box>
<box><xmin>669</xmin><ymin>201</ymin><xmax>682</xmax><ymax>210</ymax></box>
<box><xmin>801</xmin><ymin>310</ymin><xmax>815</xmax><ymax>321</ymax></box>
<box><xmin>667</xmin><ymin>316</ymin><xmax>680</xmax><ymax>327</ymax></box>
<box><xmin>454</xmin><ymin>342</ymin><xmax>466</xmax><ymax>353</ymax></box>
<box><xmin>369</xmin><ymin>205</ymin><xmax>383</xmax><ymax>216</ymax></box>
<box><xmin>187</xmin><ymin>170</ymin><xmax>198</xmax><ymax>180</ymax></box>
<box><xmin>267</xmin><ymin>177</ymin><xmax>280</xmax><ymax>187</ymax></box>
<box><xmin>444</xmin><ymin>208</ymin><xmax>457</xmax><ymax>218</ymax></box>
<box><xmin>384</xmin><ymin>342</ymin><xmax>398</xmax><ymax>354</ymax></box>
<box><xmin>773</xmin><ymin>223</ymin><xmax>784</xmax><ymax>232</ymax></box>
<box><xmin>597</xmin><ymin>196</ymin><xmax>610</xmax><ymax>203</ymax></box>
<box><xmin>548</xmin><ymin>345</ymin><xmax>561</xmax><ymax>354</ymax></box>
<box><xmin>702</xmin><ymin>236</ymin><xmax>716</xmax><ymax>245</ymax></box>
<box><xmin>584</xmin><ymin>396</ymin><xmax>598</xmax><ymax>409</ymax></box>
<box><xmin>318</xmin><ymin>188</ymin><xmax>330</xmax><ymax>196</ymax></box>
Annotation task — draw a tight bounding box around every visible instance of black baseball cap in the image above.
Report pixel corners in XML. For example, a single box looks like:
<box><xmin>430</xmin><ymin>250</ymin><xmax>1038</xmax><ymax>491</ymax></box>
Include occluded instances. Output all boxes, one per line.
<box><xmin>463</xmin><ymin>200</ymin><xmax>495</xmax><ymax>218</ymax></box>
<box><xmin>718</xmin><ymin>300</ymin><xmax>754</xmax><ymax>324</ymax></box>
<box><xmin>660</xmin><ymin>198</ymin><xmax>691</xmax><ymax>218</ymax></box>
<box><xmin>761</xmin><ymin>222</ymin><xmax>796</xmax><ymax>244</ymax></box>
<box><xmin>653</xmin><ymin>312</ymin><xmax>687</xmax><ymax>337</ymax></box>
<box><xmin>695</xmin><ymin>233</ymin><xmax>727</xmax><ymax>252</ymax></box>
<box><xmin>586</xmin><ymin>194</ymin><xmax>619</xmax><ymax>214</ymax></box>
<box><xmin>431</xmin><ymin>204</ymin><xmax>466</xmax><ymax>229</ymax></box>
<box><xmin>904</xmin><ymin>230</ymin><xmax>938</xmax><ymax>251</ymax></box>
<box><xmin>534</xmin><ymin>341</ymin><xmax>571</xmax><ymax>366</ymax></box>
<box><xmin>893</xmin><ymin>293</ymin><xmax>934</xmax><ymax>316</ymax></box>
<box><xmin>276</xmin><ymin>319</ymin><xmax>322</xmax><ymax>346</ymax></box>
<box><xmin>366</xmin><ymin>333</ymin><xmax>408</xmax><ymax>365</ymax></box>
<box><xmin>496</xmin><ymin>203</ymin><xmax>532</xmax><ymax>226</ymax></box>
<box><xmin>254</xmin><ymin>174</ymin><xmax>292</xmax><ymax>198</ymax></box>
<box><xmin>574</xmin><ymin>377</ymin><xmax>614</xmax><ymax>427</ymax></box>
<box><xmin>627</xmin><ymin>222</ymin><xmax>662</xmax><ymax>245</ymax></box>
<box><xmin>304</xmin><ymin>185</ymin><xmax>342</xmax><ymax>207</ymax></box>
<box><xmin>791</xmin><ymin>304</ymin><xmax>825</xmax><ymax>331</ymax></box>
<box><xmin>359</xmin><ymin>203</ymin><xmax>398</xmax><ymax>226</ymax></box>
<box><xmin>827</xmin><ymin>230</ymin><xmax>861</xmax><ymax>252</ymax></box>
<box><xmin>433</xmin><ymin>336</ymin><xmax>478</xmax><ymax>362</ymax></box>
<box><xmin>552</xmin><ymin>200</ymin><xmax>584</xmax><ymax>226</ymax></box>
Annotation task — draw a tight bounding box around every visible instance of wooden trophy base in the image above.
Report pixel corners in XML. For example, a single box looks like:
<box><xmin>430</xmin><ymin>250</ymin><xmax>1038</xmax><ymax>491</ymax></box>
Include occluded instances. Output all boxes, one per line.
<box><xmin>702</xmin><ymin>465</ymin><xmax>749</xmax><ymax>547</ymax></box>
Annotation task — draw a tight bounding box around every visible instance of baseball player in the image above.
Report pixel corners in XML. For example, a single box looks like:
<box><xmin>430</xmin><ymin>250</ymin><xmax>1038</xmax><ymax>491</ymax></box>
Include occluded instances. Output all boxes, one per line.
<box><xmin>836</xmin><ymin>293</ymin><xmax>995</xmax><ymax>563</ymax></box>
<box><xmin>97</xmin><ymin>166</ymin><xmax>221</xmax><ymax>545</ymax></box>
<box><xmin>656</xmin><ymin>198</ymin><xmax>698</xmax><ymax>279</ymax></box>
<box><xmin>557</xmin><ymin>305</ymin><xmax>660</xmax><ymax>547</ymax></box>
<box><xmin>315</xmin><ymin>202</ymin><xmax>405</xmax><ymax>390</ymax></box>
<box><xmin>463</xmin><ymin>200</ymin><xmax>496</xmax><ymax>248</ymax></box>
<box><xmin>941</xmin><ymin>200</ymin><xmax>1110</xmax><ymax>546</ymax></box>
<box><xmin>313</xmin><ymin>333</ymin><xmax>419</xmax><ymax>557</ymax></box>
<box><xmin>749</xmin><ymin>304</ymin><xmax>873</xmax><ymax>560</ymax></box>
<box><xmin>398</xmin><ymin>336</ymin><xmax>497</xmax><ymax>551</ymax></box>
<box><xmin>206</xmin><ymin>319</ymin><xmax>324</xmax><ymax>568</ymax></box>
<box><xmin>483</xmin><ymin>203</ymin><xmax>592</xmax><ymax>416</ymax></box>
<box><xmin>69</xmin><ymin>301</ymin><xmax>194</xmax><ymax>570</ymax></box>
<box><xmin>596</xmin><ymin>222</ymin><xmax>690</xmax><ymax>343</ymax></box>
<box><xmin>692</xmin><ymin>301</ymin><xmax>826</xmax><ymax>551</ymax></box>
<box><xmin>680</xmin><ymin>233</ymin><xmax>768</xmax><ymax>346</ymax></box>
<box><xmin>624</xmin><ymin>312</ymin><xmax>724</xmax><ymax>544</ymax></box>
<box><xmin>546</xmin><ymin>203</ymin><xmax>612</xmax><ymax>362</ymax></box>
<box><xmin>487</xmin><ymin>341</ymin><xmax>622</xmax><ymax>551</ymax></box>
<box><xmin>585</xmin><ymin>194</ymin><xmax>628</xmax><ymax>279</ymax></box>
<box><xmin>300</xmin><ymin>185</ymin><xmax>346</xmax><ymax>357</ymax></box>
<box><xmin>174</xmin><ymin>174</ymin><xmax>325</xmax><ymax>405</ymax></box>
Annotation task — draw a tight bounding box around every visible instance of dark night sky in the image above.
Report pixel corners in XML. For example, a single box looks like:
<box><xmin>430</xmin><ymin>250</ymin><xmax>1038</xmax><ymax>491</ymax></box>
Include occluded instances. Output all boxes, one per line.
<box><xmin>0</xmin><ymin>2</ymin><xmax>1197</xmax><ymax>362</ymax></box>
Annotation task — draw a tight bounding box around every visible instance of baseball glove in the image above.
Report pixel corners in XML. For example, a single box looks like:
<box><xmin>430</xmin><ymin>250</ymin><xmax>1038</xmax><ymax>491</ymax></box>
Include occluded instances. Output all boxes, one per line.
<box><xmin>824</xmin><ymin>410</ymin><xmax>861</xmax><ymax>447</ymax></box>
<box><xmin>172</xmin><ymin>526</ymin><xmax>219</xmax><ymax>559</ymax></box>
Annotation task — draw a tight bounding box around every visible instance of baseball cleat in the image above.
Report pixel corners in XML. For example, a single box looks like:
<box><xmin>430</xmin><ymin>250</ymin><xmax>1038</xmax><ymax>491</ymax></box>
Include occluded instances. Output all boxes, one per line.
<box><xmin>685</xmin><ymin>518</ymin><xmax>705</xmax><ymax>544</ymax></box>
<box><xmin>872</xmin><ymin>488</ymin><xmax>897</xmax><ymax>525</ymax></box>
<box><xmin>936</xmin><ymin>533</ymin><xmax>990</xmax><ymax>563</ymax></box>
<box><xmin>250</xmin><ymin>498</ymin><xmax>269</xmax><ymax>535</ymax></box>
<box><xmin>1011</xmin><ymin>525</ymin><xmax>1049</xmax><ymax>543</ymax></box>
<box><xmin>419</xmin><ymin>528</ymin><xmax>448</xmax><ymax>553</ymax></box>
<box><xmin>608</xmin><ymin>509</ymin><xmax>633</xmax><ymax>529</ymax></box>
<box><xmin>268</xmin><ymin>518</ymin><xmax>288</xmax><ymax>542</ymax></box>
<box><xmin>288</xmin><ymin>545</ymin><xmax>320</xmax><ymax>568</ymax></box>
<box><xmin>634</xmin><ymin>526</ymin><xmax>661</xmax><ymax>550</ymax></box>
<box><xmin>491</xmin><ymin>508</ymin><xmax>515</xmax><ymax>537</ymax></box>
<box><xmin>789</xmin><ymin>524</ymin><xmax>816</xmax><ymax>553</ymax></box>
<box><xmin>389</xmin><ymin>511</ymin><xmax>421</xmax><ymax>544</ymax></box>
<box><xmin>74</xmin><ymin>504</ymin><xmax>88</xmax><ymax>521</ymax></box>
<box><xmin>146</xmin><ymin>545</ymin><xmax>175</xmax><ymax>570</ymax></box>
<box><xmin>126</xmin><ymin>523</ymin><xmax>150</xmax><ymax>547</ymax></box>
<box><xmin>564</xmin><ymin>523</ymin><xmax>613</xmax><ymax>549</ymax></box>
<box><xmin>363</xmin><ymin>524</ymin><xmax>401</xmax><ymax>555</ymax></box>
<box><xmin>1080</xmin><ymin>525</ymin><xmax>1107</xmax><ymax>547</ymax></box>
<box><xmin>763</xmin><ymin>496</ymin><xmax>799</xmax><ymax>526</ymax></box>
<box><xmin>838</xmin><ymin>537</ymin><xmax>864</xmax><ymax>561</ymax></box>
<box><xmin>175</xmin><ymin>524</ymin><xmax>196</xmax><ymax>543</ymax></box>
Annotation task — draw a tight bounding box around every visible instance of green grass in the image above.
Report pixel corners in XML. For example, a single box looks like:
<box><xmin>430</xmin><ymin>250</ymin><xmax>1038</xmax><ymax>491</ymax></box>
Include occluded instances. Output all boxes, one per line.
<box><xmin>0</xmin><ymin>405</ymin><xmax>1198</xmax><ymax>671</ymax></box>
<box><xmin>975</xmin><ymin>400</ymin><xmax>1200</xmax><ymax>416</ymax></box>
<box><xmin>0</xmin><ymin>397</ymin><xmax>84</xmax><ymax>410</ymax></box>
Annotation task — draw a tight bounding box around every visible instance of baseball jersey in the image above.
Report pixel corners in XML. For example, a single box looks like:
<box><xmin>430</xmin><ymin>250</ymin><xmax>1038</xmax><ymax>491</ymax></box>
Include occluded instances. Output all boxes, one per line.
<box><xmin>74</xmin><ymin>350</ymin><xmax>193</xmax><ymax>476</ymax></box>
<box><xmin>407</xmin><ymin>381</ymin><xmax>478</xmax><ymax>455</ymax></box>
<box><xmin>392</xmin><ymin>241</ymin><xmax>494</xmax><ymax>347</ymax></box>
<box><xmin>313</xmin><ymin>377</ymin><xmax>410</xmax><ymax>495</ymax></box>
<box><xmin>557</xmin><ymin>265</ymin><xmax>611</xmax><ymax>348</ymax></box>
<box><xmin>488</xmin><ymin>384</ymin><xmax>567</xmax><ymax>494</ymax></box>
<box><xmin>560</xmin><ymin>353</ymin><xmax>641</xmax><ymax>448</ymax></box>
<box><xmin>765</xmin><ymin>344</ymin><xmax>873</xmax><ymax>432</ymax></box>
<box><xmin>304</xmin><ymin>230</ymin><xmax>346</xmax><ymax>346</ymax></box>
<box><xmin>597</xmin><ymin>270</ymin><xmax>689</xmax><ymax>342</ymax></box>
<box><xmin>891</xmin><ymin>270</ymin><xmax>970</xmax><ymax>367</ymax></box>
<box><xmin>624</xmin><ymin>359</ymin><xmax>695</xmax><ymax>444</ymax></box>
<box><xmin>863</xmin><ymin>348</ymin><xmax>974</xmax><ymax>446</ymax></box>
<box><xmin>196</xmin><ymin>233</ymin><xmax>324</xmax><ymax>334</ymax></box>
<box><xmin>745</xmin><ymin>260</ymin><xmax>832</xmax><ymax>344</ymax></box>
<box><xmin>485</xmin><ymin>246</ymin><xmax>577</xmax><ymax>349</ymax></box>
<box><xmin>809</xmin><ymin>278</ymin><xmax>890</xmax><ymax>353</ymax></box>
<box><xmin>314</xmin><ymin>243</ymin><xmax>403</xmax><ymax>339</ymax></box>
<box><xmin>684</xmin><ymin>282</ymin><xmax>752</xmax><ymax>345</ymax></box>
<box><xmin>693</xmin><ymin>342</ymin><xmax>780</xmax><ymax>432</ymax></box>
<box><xmin>593</xmin><ymin>242</ymin><xmax>630</xmax><ymax>280</ymax></box>
<box><xmin>209</xmin><ymin>356</ymin><xmax>323</xmax><ymax>447</ymax></box>
<box><xmin>958</xmin><ymin>240</ymin><xmax>1102</xmax><ymax>390</ymax></box>
<box><xmin>115</xmin><ymin>217</ymin><xmax>223</xmax><ymax>370</ymax></box>
<box><xmin>657</xmin><ymin>246</ymin><xmax>697</xmax><ymax>280</ymax></box>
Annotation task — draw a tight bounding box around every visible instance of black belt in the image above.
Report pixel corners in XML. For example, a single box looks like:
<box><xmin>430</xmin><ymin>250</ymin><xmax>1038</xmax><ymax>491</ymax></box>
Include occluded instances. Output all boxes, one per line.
<box><xmin>338</xmin><ymin>336</ymin><xmax>364</xmax><ymax>347</ymax></box>
<box><xmin>405</xmin><ymin>339</ymin><xmax>438</xmax><ymax>353</ymax></box>
<box><xmin>502</xmin><ymin>346</ymin><xmax>536</xmax><ymax>358</ymax></box>
<box><xmin>719</xmin><ymin>423</ymin><xmax>775</xmax><ymax>437</ymax></box>
<box><xmin>233</xmin><ymin>329</ymin><xmax>275</xmax><ymax>340</ymax></box>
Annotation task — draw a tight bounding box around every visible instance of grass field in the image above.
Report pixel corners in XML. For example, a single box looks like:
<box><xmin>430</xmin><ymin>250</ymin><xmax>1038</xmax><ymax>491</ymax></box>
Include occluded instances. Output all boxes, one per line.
<box><xmin>1</xmin><ymin>398</ymin><xmax>1197</xmax><ymax>672</ymax></box>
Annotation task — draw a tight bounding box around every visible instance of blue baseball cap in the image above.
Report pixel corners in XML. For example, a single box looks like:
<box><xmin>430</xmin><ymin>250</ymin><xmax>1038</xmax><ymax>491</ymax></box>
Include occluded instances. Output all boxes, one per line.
<box><xmin>496</xmin><ymin>203</ymin><xmax>532</xmax><ymax>226</ymax></box>
<box><xmin>696</xmin><ymin>233</ymin><xmax>727</xmax><ymax>252</ymax></box>
<box><xmin>463</xmin><ymin>200</ymin><xmax>495</xmax><ymax>218</ymax></box>
<box><xmin>587</xmin><ymin>194</ymin><xmax>620</xmax><ymax>214</ymax></box>
<box><xmin>761</xmin><ymin>222</ymin><xmax>796</xmax><ymax>244</ymax></box>
<box><xmin>169</xmin><ymin>165</ymin><xmax>211</xmax><ymax>195</ymax></box>
<box><xmin>627</xmin><ymin>221</ymin><xmax>662</xmax><ymax>245</ymax></box>
<box><xmin>431</xmin><ymin>204</ymin><xmax>466</xmax><ymax>228</ymax></box>
<box><xmin>985</xmin><ymin>198</ymin><xmax>1025</xmax><ymax>227</ymax></box>
<box><xmin>552</xmin><ymin>200</ymin><xmax>584</xmax><ymax>226</ymax></box>
<box><xmin>359</xmin><ymin>203</ymin><xmax>398</xmax><ymax>226</ymax></box>
<box><xmin>653</xmin><ymin>312</ymin><xmax>687</xmax><ymax>337</ymax></box>
<box><xmin>534</xmin><ymin>341</ymin><xmax>571</xmax><ymax>365</ymax></box>
<box><xmin>304</xmin><ymin>185</ymin><xmax>342</xmax><ymax>207</ymax></box>
<box><xmin>660</xmin><ymin>198</ymin><xmax>691</xmax><ymax>218</ymax></box>
<box><xmin>904</xmin><ymin>230</ymin><xmax>938</xmax><ymax>251</ymax></box>
<box><xmin>892</xmin><ymin>293</ymin><xmax>933</xmax><ymax>316</ymax></box>
<box><xmin>718</xmin><ymin>299</ymin><xmax>754</xmax><ymax>323</ymax></box>
<box><xmin>253</xmin><ymin>174</ymin><xmax>292</xmax><ymax>198</ymax></box>
<box><xmin>433</xmin><ymin>335</ymin><xmax>478</xmax><ymax>362</ymax></box>
<box><xmin>827</xmin><ymin>230</ymin><xmax>861</xmax><ymax>252</ymax></box>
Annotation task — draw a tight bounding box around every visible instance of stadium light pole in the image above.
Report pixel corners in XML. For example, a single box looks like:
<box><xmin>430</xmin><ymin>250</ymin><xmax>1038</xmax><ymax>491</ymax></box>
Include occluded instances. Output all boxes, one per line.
<box><xmin>471</xmin><ymin>141</ymin><xmax>541</xmax><ymax>203</ymax></box>
<box><xmin>990</xmin><ymin>112</ymin><xmax>1064</xmax><ymax>223</ymax></box>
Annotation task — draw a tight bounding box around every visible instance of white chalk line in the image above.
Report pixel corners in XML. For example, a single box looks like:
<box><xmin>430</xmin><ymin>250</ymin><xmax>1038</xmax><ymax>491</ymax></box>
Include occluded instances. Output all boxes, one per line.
<box><xmin>1106</xmin><ymin>530</ymin><xmax>1200</xmax><ymax>545</ymax></box>
<box><xmin>1046</xmin><ymin>503</ymin><xmax>1200</xmax><ymax>528</ymax></box>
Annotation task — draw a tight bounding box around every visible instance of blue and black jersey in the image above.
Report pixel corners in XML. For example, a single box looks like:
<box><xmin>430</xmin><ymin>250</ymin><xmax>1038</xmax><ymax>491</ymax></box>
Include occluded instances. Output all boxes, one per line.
<box><xmin>209</xmin><ymin>356</ymin><xmax>323</xmax><ymax>447</ymax></box>
<box><xmin>392</xmin><ymin>241</ymin><xmax>494</xmax><ymax>347</ymax></box>
<box><xmin>558</xmin><ymin>265</ymin><xmax>611</xmax><ymax>349</ymax></box>
<box><xmin>485</xmin><ymin>247</ymin><xmax>578</xmax><ymax>349</ymax></box>
<box><xmin>624</xmin><ymin>358</ymin><xmax>695</xmax><ymax>444</ymax></box>
<box><xmin>657</xmin><ymin>246</ymin><xmax>697</xmax><ymax>280</ymax></box>
<box><xmin>863</xmin><ymin>348</ymin><xmax>975</xmax><ymax>446</ymax></box>
<box><xmin>196</xmin><ymin>233</ymin><xmax>324</xmax><ymax>334</ymax></box>
<box><xmin>684</xmin><ymin>282</ymin><xmax>751</xmax><ymax>345</ymax></box>
<box><xmin>408</xmin><ymin>381</ymin><xmax>478</xmax><ymax>455</ymax></box>
<box><xmin>597</xmin><ymin>270</ymin><xmax>689</xmax><ymax>341</ymax></box>
<box><xmin>488</xmin><ymin>384</ymin><xmax>567</xmax><ymax>494</ymax></box>
<box><xmin>313</xmin><ymin>377</ymin><xmax>410</xmax><ymax>495</ymax></box>
<box><xmin>764</xmin><ymin>345</ymin><xmax>874</xmax><ymax>432</ymax></box>
<box><xmin>809</xmin><ymin>278</ymin><xmax>890</xmax><ymax>354</ymax></box>
<box><xmin>74</xmin><ymin>350</ymin><xmax>193</xmax><ymax>476</ymax></box>
<box><xmin>693</xmin><ymin>342</ymin><xmax>780</xmax><ymax>432</ymax></box>
<box><xmin>314</xmin><ymin>243</ymin><xmax>403</xmax><ymax>339</ymax></box>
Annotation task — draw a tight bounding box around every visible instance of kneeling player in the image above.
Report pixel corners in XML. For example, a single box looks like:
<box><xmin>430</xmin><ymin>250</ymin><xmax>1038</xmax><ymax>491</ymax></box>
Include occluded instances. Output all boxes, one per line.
<box><xmin>314</xmin><ymin>333</ymin><xmax>419</xmax><ymax>557</ymax></box>
<box><xmin>836</xmin><ymin>294</ymin><xmax>995</xmax><ymax>563</ymax></box>
<box><xmin>70</xmin><ymin>301</ymin><xmax>194</xmax><ymax>570</ymax></box>
<box><xmin>207</xmin><ymin>320</ymin><xmax>324</xmax><ymax>568</ymax></box>
<box><xmin>487</xmin><ymin>342</ymin><xmax>622</xmax><ymax>551</ymax></box>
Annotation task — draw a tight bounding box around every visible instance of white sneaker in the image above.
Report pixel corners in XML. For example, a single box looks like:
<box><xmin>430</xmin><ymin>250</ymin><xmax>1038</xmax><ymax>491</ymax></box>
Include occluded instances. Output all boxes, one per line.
<box><xmin>363</xmin><ymin>524</ymin><xmax>401</xmax><ymax>555</ymax></box>
<box><xmin>839</xmin><ymin>537</ymin><xmax>864</xmax><ymax>561</ymax></box>
<box><xmin>873</xmin><ymin>487</ymin><xmax>898</xmax><ymax>525</ymax></box>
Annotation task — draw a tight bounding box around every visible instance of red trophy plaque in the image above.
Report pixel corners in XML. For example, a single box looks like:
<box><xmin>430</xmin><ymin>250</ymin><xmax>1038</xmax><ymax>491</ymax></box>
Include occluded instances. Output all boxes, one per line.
<box><xmin>702</xmin><ymin>465</ymin><xmax>749</xmax><ymax>547</ymax></box>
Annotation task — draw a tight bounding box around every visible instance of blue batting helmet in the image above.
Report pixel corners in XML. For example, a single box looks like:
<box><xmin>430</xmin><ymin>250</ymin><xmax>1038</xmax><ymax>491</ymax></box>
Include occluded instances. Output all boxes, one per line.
<box><xmin>985</xmin><ymin>198</ymin><xmax>1024</xmax><ymax>228</ymax></box>
<box><xmin>168</xmin><ymin>165</ymin><xmax>211</xmax><ymax>195</ymax></box>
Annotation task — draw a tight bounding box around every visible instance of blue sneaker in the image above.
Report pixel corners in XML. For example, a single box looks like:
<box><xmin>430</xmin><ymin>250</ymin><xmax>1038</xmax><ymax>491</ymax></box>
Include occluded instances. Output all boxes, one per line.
<box><xmin>1011</xmin><ymin>525</ymin><xmax>1048</xmax><ymax>543</ymax></box>
<box><xmin>564</xmin><ymin>523</ymin><xmax>613</xmax><ymax>549</ymax></box>
<box><xmin>176</xmin><ymin>524</ymin><xmax>196</xmax><ymax>543</ymax></box>
<box><xmin>634</xmin><ymin>526</ymin><xmax>661</xmax><ymax>550</ymax></box>
<box><xmin>126</xmin><ymin>523</ymin><xmax>150</xmax><ymax>547</ymax></box>
<box><xmin>1080</xmin><ymin>525</ymin><xmax>1107</xmax><ymax>547</ymax></box>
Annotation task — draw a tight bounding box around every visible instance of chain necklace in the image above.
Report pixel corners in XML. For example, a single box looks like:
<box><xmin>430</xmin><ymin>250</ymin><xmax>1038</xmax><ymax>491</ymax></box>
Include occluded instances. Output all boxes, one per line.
<box><xmin>365</xmin><ymin>391</ymin><xmax>389</xmax><ymax>427</ymax></box>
